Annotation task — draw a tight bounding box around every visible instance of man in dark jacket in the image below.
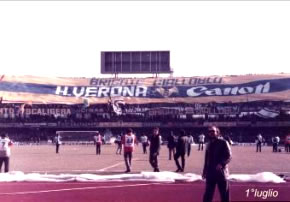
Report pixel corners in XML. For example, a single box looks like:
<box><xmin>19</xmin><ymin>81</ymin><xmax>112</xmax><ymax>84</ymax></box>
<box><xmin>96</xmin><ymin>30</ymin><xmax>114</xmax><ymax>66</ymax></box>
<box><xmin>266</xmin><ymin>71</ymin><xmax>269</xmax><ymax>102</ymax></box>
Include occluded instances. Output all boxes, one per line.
<box><xmin>174</xmin><ymin>130</ymin><xmax>189</xmax><ymax>172</ymax></box>
<box><xmin>149</xmin><ymin>127</ymin><xmax>161</xmax><ymax>172</ymax></box>
<box><xmin>202</xmin><ymin>126</ymin><xmax>232</xmax><ymax>202</ymax></box>
<box><xmin>167</xmin><ymin>131</ymin><xmax>176</xmax><ymax>160</ymax></box>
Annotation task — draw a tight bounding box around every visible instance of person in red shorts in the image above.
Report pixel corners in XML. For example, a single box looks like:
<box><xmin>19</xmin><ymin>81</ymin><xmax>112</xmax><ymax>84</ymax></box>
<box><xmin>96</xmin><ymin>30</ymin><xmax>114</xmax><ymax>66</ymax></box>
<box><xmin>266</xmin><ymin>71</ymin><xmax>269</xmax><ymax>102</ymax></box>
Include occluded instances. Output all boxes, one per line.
<box><xmin>122</xmin><ymin>128</ymin><xmax>138</xmax><ymax>173</ymax></box>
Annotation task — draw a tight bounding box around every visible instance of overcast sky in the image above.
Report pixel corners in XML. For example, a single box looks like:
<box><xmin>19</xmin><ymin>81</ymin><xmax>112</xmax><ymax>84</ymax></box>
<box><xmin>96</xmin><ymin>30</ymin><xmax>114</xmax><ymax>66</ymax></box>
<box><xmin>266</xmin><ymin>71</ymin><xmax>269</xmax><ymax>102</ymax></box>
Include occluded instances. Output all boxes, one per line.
<box><xmin>0</xmin><ymin>1</ymin><xmax>290</xmax><ymax>78</ymax></box>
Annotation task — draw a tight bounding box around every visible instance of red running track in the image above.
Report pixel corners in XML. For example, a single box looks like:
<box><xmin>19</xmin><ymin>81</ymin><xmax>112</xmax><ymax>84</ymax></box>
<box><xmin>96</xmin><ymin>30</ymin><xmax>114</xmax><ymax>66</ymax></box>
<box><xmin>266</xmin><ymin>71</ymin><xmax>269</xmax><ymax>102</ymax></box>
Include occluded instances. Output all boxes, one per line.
<box><xmin>0</xmin><ymin>181</ymin><xmax>289</xmax><ymax>202</ymax></box>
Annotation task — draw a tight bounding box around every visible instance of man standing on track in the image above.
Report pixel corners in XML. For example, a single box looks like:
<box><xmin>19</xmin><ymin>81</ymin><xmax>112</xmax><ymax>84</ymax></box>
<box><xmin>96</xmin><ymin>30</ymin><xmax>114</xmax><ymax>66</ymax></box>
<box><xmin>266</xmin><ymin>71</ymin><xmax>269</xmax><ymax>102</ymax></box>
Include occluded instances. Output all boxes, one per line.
<box><xmin>174</xmin><ymin>130</ymin><xmax>189</xmax><ymax>172</ymax></box>
<box><xmin>149</xmin><ymin>127</ymin><xmax>161</xmax><ymax>172</ymax></box>
<box><xmin>115</xmin><ymin>134</ymin><xmax>122</xmax><ymax>155</ymax></box>
<box><xmin>0</xmin><ymin>133</ymin><xmax>13</xmax><ymax>173</ymax></box>
<box><xmin>198</xmin><ymin>133</ymin><xmax>205</xmax><ymax>151</ymax></box>
<box><xmin>54</xmin><ymin>133</ymin><xmax>62</xmax><ymax>154</ymax></box>
<box><xmin>122</xmin><ymin>128</ymin><xmax>137</xmax><ymax>173</ymax></box>
<box><xmin>202</xmin><ymin>126</ymin><xmax>232</xmax><ymax>202</ymax></box>
<box><xmin>187</xmin><ymin>134</ymin><xmax>194</xmax><ymax>157</ymax></box>
<box><xmin>167</xmin><ymin>131</ymin><xmax>176</xmax><ymax>160</ymax></box>
<box><xmin>285</xmin><ymin>134</ymin><xmax>290</xmax><ymax>152</ymax></box>
<box><xmin>140</xmin><ymin>133</ymin><xmax>149</xmax><ymax>154</ymax></box>
<box><xmin>256</xmin><ymin>133</ymin><xmax>263</xmax><ymax>152</ymax></box>
<box><xmin>94</xmin><ymin>131</ymin><xmax>102</xmax><ymax>155</ymax></box>
<box><xmin>272</xmin><ymin>136</ymin><xmax>280</xmax><ymax>152</ymax></box>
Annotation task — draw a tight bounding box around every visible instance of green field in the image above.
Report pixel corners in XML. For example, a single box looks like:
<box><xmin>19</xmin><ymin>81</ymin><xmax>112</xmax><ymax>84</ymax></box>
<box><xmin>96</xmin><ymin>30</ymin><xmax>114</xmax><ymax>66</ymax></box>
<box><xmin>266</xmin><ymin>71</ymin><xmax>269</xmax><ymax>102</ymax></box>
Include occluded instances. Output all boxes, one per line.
<box><xmin>8</xmin><ymin>144</ymin><xmax>290</xmax><ymax>176</ymax></box>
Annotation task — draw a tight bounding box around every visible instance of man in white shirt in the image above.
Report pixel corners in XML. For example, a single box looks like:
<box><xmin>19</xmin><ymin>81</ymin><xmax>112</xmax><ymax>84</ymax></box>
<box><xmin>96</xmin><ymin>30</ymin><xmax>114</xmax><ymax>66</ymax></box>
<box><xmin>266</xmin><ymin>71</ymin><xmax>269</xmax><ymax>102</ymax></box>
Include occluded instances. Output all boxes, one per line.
<box><xmin>198</xmin><ymin>133</ymin><xmax>205</xmax><ymax>151</ymax></box>
<box><xmin>272</xmin><ymin>136</ymin><xmax>280</xmax><ymax>152</ymax></box>
<box><xmin>0</xmin><ymin>133</ymin><xmax>13</xmax><ymax>173</ymax></box>
<box><xmin>140</xmin><ymin>133</ymin><xmax>149</xmax><ymax>154</ymax></box>
<box><xmin>94</xmin><ymin>131</ymin><xmax>102</xmax><ymax>155</ymax></box>
<box><xmin>256</xmin><ymin>134</ymin><xmax>263</xmax><ymax>152</ymax></box>
<box><xmin>122</xmin><ymin>128</ymin><xmax>138</xmax><ymax>173</ymax></box>
<box><xmin>54</xmin><ymin>133</ymin><xmax>62</xmax><ymax>154</ymax></box>
<box><xmin>187</xmin><ymin>134</ymin><xmax>194</xmax><ymax>157</ymax></box>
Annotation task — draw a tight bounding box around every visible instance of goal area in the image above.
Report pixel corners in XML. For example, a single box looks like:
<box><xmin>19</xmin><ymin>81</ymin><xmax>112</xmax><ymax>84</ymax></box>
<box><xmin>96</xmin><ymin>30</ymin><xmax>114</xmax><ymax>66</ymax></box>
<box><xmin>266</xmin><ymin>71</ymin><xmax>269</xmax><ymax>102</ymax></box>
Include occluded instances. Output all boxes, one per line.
<box><xmin>55</xmin><ymin>131</ymin><xmax>100</xmax><ymax>143</ymax></box>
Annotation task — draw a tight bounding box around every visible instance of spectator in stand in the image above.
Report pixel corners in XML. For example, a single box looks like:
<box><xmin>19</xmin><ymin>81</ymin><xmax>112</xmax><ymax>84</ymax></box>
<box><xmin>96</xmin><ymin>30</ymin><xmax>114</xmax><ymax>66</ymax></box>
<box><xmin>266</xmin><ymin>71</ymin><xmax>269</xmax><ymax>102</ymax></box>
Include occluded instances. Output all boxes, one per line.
<box><xmin>149</xmin><ymin>127</ymin><xmax>161</xmax><ymax>172</ymax></box>
<box><xmin>0</xmin><ymin>133</ymin><xmax>13</xmax><ymax>173</ymax></box>
<box><xmin>167</xmin><ymin>131</ymin><xmax>176</xmax><ymax>160</ymax></box>
<box><xmin>187</xmin><ymin>134</ymin><xmax>194</xmax><ymax>157</ymax></box>
<box><xmin>122</xmin><ymin>128</ymin><xmax>138</xmax><ymax>173</ymax></box>
<box><xmin>94</xmin><ymin>131</ymin><xmax>102</xmax><ymax>155</ymax></box>
<box><xmin>174</xmin><ymin>130</ymin><xmax>189</xmax><ymax>172</ymax></box>
<box><xmin>256</xmin><ymin>133</ymin><xmax>263</xmax><ymax>152</ymax></box>
<box><xmin>54</xmin><ymin>133</ymin><xmax>62</xmax><ymax>154</ymax></box>
<box><xmin>198</xmin><ymin>133</ymin><xmax>206</xmax><ymax>151</ymax></box>
<box><xmin>140</xmin><ymin>133</ymin><xmax>149</xmax><ymax>154</ymax></box>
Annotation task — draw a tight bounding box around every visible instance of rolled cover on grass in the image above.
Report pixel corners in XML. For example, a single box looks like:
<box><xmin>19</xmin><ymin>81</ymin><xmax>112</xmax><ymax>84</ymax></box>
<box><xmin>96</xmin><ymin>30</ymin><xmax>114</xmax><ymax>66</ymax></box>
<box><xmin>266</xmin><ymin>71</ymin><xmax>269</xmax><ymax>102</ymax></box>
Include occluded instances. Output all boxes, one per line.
<box><xmin>0</xmin><ymin>171</ymin><xmax>285</xmax><ymax>183</ymax></box>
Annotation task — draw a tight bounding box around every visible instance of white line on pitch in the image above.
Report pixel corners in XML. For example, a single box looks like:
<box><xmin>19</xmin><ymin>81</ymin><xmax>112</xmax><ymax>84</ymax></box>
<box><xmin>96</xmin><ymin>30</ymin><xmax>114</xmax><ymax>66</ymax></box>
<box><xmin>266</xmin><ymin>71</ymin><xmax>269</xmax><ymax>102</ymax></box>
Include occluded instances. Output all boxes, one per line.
<box><xmin>29</xmin><ymin>158</ymin><xmax>139</xmax><ymax>173</ymax></box>
<box><xmin>97</xmin><ymin>158</ymin><xmax>139</xmax><ymax>171</ymax></box>
<box><xmin>97</xmin><ymin>162</ymin><xmax>124</xmax><ymax>172</ymax></box>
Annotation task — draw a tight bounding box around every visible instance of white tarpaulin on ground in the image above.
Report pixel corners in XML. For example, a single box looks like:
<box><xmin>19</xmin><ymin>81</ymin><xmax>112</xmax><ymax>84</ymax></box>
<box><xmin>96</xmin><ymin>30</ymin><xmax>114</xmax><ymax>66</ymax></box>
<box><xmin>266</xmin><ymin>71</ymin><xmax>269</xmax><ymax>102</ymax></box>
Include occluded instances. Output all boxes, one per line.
<box><xmin>0</xmin><ymin>171</ymin><xmax>285</xmax><ymax>183</ymax></box>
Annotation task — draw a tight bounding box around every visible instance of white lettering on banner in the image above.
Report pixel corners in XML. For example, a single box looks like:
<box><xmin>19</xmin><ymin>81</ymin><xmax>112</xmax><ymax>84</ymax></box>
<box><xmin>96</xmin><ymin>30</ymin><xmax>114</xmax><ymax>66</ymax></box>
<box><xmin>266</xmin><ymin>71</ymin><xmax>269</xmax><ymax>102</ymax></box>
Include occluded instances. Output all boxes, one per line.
<box><xmin>90</xmin><ymin>78</ymin><xmax>140</xmax><ymax>86</ymax></box>
<box><xmin>56</xmin><ymin>86</ymin><xmax>148</xmax><ymax>97</ymax></box>
<box><xmin>123</xmin><ymin>86</ymin><xmax>135</xmax><ymax>97</ymax></box>
<box><xmin>187</xmin><ymin>82</ymin><xmax>270</xmax><ymax>97</ymax></box>
<box><xmin>135</xmin><ymin>86</ymin><xmax>147</xmax><ymax>97</ymax></box>
<box><xmin>85</xmin><ymin>87</ymin><xmax>97</xmax><ymax>97</ymax></box>
<box><xmin>111</xmin><ymin>87</ymin><xmax>122</xmax><ymax>97</ymax></box>
<box><xmin>73</xmin><ymin>87</ymin><xmax>86</xmax><ymax>97</ymax></box>
<box><xmin>56</xmin><ymin>86</ymin><xmax>70</xmax><ymax>96</ymax></box>
<box><xmin>0</xmin><ymin>108</ymin><xmax>15</xmax><ymax>115</ymax></box>
<box><xmin>98</xmin><ymin>87</ymin><xmax>110</xmax><ymax>97</ymax></box>
<box><xmin>153</xmin><ymin>77</ymin><xmax>223</xmax><ymax>87</ymax></box>
<box><xmin>23</xmin><ymin>108</ymin><xmax>71</xmax><ymax>116</ymax></box>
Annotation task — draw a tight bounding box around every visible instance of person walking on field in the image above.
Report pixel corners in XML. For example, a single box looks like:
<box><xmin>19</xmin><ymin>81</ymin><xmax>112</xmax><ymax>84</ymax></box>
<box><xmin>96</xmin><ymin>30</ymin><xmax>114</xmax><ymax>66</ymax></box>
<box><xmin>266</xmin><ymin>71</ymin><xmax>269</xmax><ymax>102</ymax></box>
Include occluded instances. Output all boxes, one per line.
<box><xmin>167</xmin><ymin>131</ymin><xmax>176</xmax><ymax>160</ymax></box>
<box><xmin>140</xmin><ymin>133</ymin><xmax>149</xmax><ymax>154</ymax></box>
<box><xmin>122</xmin><ymin>128</ymin><xmax>138</xmax><ymax>173</ymax></box>
<box><xmin>256</xmin><ymin>133</ymin><xmax>263</xmax><ymax>152</ymax></box>
<box><xmin>115</xmin><ymin>134</ymin><xmax>122</xmax><ymax>155</ymax></box>
<box><xmin>94</xmin><ymin>131</ymin><xmax>102</xmax><ymax>155</ymax></box>
<box><xmin>149</xmin><ymin>127</ymin><xmax>161</xmax><ymax>172</ymax></box>
<box><xmin>272</xmin><ymin>136</ymin><xmax>280</xmax><ymax>152</ymax></box>
<box><xmin>187</xmin><ymin>134</ymin><xmax>194</xmax><ymax>157</ymax></box>
<box><xmin>174</xmin><ymin>130</ymin><xmax>189</xmax><ymax>172</ymax></box>
<box><xmin>202</xmin><ymin>126</ymin><xmax>232</xmax><ymax>202</ymax></box>
<box><xmin>285</xmin><ymin>135</ymin><xmax>290</xmax><ymax>152</ymax></box>
<box><xmin>0</xmin><ymin>133</ymin><xmax>13</xmax><ymax>173</ymax></box>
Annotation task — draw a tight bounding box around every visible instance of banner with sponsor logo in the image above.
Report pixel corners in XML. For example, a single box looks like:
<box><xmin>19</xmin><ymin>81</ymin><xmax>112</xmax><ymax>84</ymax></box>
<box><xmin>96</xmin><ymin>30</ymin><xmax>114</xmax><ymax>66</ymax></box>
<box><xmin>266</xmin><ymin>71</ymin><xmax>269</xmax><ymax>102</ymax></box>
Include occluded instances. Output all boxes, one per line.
<box><xmin>1</xmin><ymin>74</ymin><xmax>290</xmax><ymax>104</ymax></box>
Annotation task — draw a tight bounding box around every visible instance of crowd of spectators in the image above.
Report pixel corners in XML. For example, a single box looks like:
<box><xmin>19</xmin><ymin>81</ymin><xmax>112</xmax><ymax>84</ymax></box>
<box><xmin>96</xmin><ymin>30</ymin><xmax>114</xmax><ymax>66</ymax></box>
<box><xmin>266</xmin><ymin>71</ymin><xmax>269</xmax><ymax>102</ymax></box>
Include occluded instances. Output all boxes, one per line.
<box><xmin>0</xmin><ymin>101</ymin><xmax>290</xmax><ymax>145</ymax></box>
<box><xmin>1</xmin><ymin>101</ymin><xmax>290</xmax><ymax>124</ymax></box>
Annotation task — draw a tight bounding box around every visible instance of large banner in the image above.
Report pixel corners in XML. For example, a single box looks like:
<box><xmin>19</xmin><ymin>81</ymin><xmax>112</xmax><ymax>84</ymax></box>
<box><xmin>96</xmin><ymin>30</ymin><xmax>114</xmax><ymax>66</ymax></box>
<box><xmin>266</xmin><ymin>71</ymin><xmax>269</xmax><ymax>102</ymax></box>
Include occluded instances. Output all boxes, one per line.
<box><xmin>1</xmin><ymin>74</ymin><xmax>290</xmax><ymax>104</ymax></box>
